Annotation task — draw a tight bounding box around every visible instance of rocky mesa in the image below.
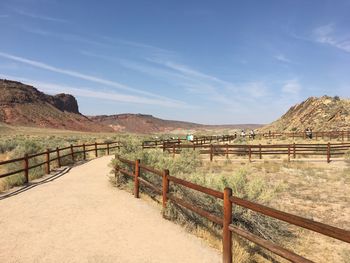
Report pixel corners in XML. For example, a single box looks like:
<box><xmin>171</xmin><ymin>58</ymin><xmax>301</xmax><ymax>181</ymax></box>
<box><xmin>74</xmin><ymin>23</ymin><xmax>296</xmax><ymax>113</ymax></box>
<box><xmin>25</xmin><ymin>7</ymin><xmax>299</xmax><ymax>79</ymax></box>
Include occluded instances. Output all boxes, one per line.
<box><xmin>262</xmin><ymin>96</ymin><xmax>350</xmax><ymax>132</ymax></box>
<box><xmin>0</xmin><ymin>79</ymin><xmax>112</xmax><ymax>132</ymax></box>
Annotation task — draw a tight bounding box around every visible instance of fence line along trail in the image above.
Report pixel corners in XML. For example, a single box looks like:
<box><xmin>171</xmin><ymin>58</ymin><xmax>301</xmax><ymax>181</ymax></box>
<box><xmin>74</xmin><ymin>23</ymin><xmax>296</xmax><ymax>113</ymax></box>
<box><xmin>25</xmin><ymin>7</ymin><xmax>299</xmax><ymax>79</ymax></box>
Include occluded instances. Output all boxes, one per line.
<box><xmin>0</xmin><ymin>155</ymin><xmax>220</xmax><ymax>263</ymax></box>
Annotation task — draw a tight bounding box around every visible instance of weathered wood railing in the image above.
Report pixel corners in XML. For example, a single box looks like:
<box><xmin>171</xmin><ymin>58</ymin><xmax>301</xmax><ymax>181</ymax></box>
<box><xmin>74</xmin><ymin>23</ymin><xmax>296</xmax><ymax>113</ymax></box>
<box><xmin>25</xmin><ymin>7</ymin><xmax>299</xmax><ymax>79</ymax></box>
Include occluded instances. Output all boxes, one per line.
<box><xmin>142</xmin><ymin>131</ymin><xmax>350</xmax><ymax>150</ymax></box>
<box><xmin>158</xmin><ymin>142</ymin><xmax>350</xmax><ymax>163</ymax></box>
<box><xmin>142</xmin><ymin>135</ymin><xmax>237</xmax><ymax>149</ymax></box>
<box><xmin>0</xmin><ymin>141</ymin><xmax>120</xmax><ymax>183</ymax></box>
<box><xmin>115</xmin><ymin>155</ymin><xmax>350</xmax><ymax>263</ymax></box>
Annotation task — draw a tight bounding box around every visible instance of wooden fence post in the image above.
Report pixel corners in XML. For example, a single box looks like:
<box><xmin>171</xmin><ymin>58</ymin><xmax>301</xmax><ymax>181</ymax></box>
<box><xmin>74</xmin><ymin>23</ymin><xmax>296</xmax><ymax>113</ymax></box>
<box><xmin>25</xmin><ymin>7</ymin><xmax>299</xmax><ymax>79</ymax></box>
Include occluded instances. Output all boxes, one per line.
<box><xmin>162</xmin><ymin>169</ymin><xmax>169</xmax><ymax>209</ymax></box>
<box><xmin>45</xmin><ymin>149</ymin><xmax>50</xmax><ymax>174</ymax></box>
<box><xmin>327</xmin><ymin>142</ymin><xmax>331</xmax><ymax>163</ymax></box>
<box><xmin>223</xmin><ymin>187</ymin><xmax>233</xmax><ymax>263</ymax></box>
<box><xmin>210</xmin><ymin>144</ymin><xmax>213</xmax><ymax>162</ymax></box>
<box><xmin>134</xmin><ymin>159</ymin><xmax>140</xmax><ymax>198</ymax></box>
<box><xmin>248</xmin><ymin>145</ymin><xmax>252</xmax><ymax>162</ymax></box>
<box><xmin>288</xmin><ymin>145</ymin><xmax>291</xmax><ymax>162</ymax></box>
<box><xmin>342</xmin><ymin>131</ymin><xmax>344</xmax><ymax>141</ymax></box>
<box><xmin>24</xmin><ymin>153</ymin><xmax>29</xmax><ymax>184</ymax></box>
<box><xmin>70</xmin><ymin>144</ymin><xmax>74</xmax><ymax>162</ymax></box>
<box><xmin>293</xmin><ymin>143</ymin><xmax>296</xmax><ymax>159</ymax></box>
<box><xmin>259</xmin><ymin>144</ymin><xmax>262</xmax><ymax>159</ymax></box>
<box><xmin>226</xmin><ymin>143</ymin><xmax>229</xmax><ymax>159</ymax></box>
<box><xmin>56</xmin><ymin>147</ymin><xmax>61</xmax><ymax>168</ymax></box>
<box><xmin>95</xmin><ymin>142</ymin><xmax>98</xmax><ymax>157</ymax></box>
<box><xmin>107</xmin><ymin>143</ymin><xmax>110</xmax><ymax>155</ymax></box>
<box><xmin>83</xmin><ymin>143</ymin><xmax>86</xmax><ymax>160</ymax></box>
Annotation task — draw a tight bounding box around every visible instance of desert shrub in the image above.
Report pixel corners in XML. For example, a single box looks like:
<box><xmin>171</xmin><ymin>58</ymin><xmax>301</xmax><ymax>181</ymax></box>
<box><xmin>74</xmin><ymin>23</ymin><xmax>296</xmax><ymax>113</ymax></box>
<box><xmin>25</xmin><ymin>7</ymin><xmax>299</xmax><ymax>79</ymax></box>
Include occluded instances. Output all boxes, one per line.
<box><xmin>111</xmin><ymin>138</ymin><xmax>290</xmax><ymax>246</ymax></box>
<box><xmin>0</xmin><ymin>140</ymin><xmax>18</xmax><ymax>153</ymax></box>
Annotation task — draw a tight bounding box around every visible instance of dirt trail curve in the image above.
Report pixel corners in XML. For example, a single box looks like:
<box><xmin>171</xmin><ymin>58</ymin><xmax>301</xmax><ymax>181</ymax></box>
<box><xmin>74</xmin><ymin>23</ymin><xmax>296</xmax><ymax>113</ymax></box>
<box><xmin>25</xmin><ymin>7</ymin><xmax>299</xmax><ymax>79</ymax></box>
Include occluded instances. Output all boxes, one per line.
<box><xmin>0</xmin><ymin>156</ymin><xmax>220</xmax><ymax>263</ymax></box>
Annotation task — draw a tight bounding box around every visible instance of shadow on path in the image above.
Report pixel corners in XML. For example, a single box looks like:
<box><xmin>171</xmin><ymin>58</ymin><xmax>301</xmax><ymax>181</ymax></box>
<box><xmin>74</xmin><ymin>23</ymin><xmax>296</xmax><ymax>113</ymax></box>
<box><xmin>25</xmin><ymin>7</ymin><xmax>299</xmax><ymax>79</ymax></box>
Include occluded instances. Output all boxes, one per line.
<box><xmin>0</xmin><ymin>166</ymin><xmax>72</xmax><ymax>201</ymax></box>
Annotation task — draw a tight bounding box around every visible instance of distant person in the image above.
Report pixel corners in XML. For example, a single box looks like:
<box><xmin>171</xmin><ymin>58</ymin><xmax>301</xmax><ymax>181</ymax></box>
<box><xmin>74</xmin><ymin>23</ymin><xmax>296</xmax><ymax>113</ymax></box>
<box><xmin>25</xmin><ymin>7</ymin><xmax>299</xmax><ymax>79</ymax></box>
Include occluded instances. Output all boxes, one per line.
<box><xmin>241</xmin><ymin>130</ymin><xmax>246</xmax><ymax>138</ymax></box>
<box><xmin>305</xmin><ymin>128</ymin><xmax>312</xmax><ymax>139</ymax></box>
<box><xmin>234</xmin><ymin>132</ymin><xmax>237</xmax><ymax>139</ymax></box>
<box><xmin>250</xmin><ymin>129</ymin><xmax>255</xmax><ymax>140</ymax></box>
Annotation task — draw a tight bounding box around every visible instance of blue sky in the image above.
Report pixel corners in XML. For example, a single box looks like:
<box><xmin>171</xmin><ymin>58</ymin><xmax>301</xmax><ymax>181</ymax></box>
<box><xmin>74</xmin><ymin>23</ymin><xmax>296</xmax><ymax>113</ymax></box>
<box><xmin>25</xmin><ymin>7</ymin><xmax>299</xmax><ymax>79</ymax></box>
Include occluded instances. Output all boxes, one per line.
<box><xmin>0</xmin><ymin>0</ymin><xmax>349</xmax><ymax>124</ymax></box>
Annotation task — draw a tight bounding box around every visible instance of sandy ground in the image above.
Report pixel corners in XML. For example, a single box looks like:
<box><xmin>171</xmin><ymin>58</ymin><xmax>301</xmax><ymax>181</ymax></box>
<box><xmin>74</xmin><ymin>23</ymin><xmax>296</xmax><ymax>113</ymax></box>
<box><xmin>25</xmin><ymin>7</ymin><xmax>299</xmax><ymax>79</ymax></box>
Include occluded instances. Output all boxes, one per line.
<box><xmin>0</xmin><ymin>156</ymin><xmax>221</xmax><ymax>263</ymax></box>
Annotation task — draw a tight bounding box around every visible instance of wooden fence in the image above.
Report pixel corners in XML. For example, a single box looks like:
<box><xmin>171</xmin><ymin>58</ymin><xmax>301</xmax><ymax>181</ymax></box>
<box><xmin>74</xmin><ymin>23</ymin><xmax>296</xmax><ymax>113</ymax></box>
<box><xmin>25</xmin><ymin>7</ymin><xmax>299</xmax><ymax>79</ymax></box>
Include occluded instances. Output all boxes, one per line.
<box><xmin>142</xmin><ymin>131</ymin><xmax>350</xmax><ymax>149</ymax></box>
<box><xmin>155</xmin><ymin>142</ymin><xmax>350</xmax><ymax>163</ymax></box>
<box><xmin>115</xmin><ymin>155</ymin><xmax>350</xmax><ymax>263</ymax></box>
<box><xmin>0</xmin><ymin>141</ymin><xmax>120</xmax><ymax>183</ymax></box>
<box><xmin>261</xmin><ymin>130</ymin><xmax>350</xmax><ymax>141</ymax></box>
<box><xmin>142</xmin><ymin>135</ymin><xmax>237</xmax><ymax>149</ymax></box>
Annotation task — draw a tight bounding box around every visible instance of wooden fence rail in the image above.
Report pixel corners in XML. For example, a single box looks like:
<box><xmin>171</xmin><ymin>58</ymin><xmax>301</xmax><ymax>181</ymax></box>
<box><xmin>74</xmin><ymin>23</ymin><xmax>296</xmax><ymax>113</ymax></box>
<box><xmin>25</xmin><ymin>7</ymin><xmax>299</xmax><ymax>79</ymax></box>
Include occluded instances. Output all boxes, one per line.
<box><xmin>156</xmin><ymin>142</ymin><xmax>350</xmax><ymax>163</ymax></box>
<box><xmin>115</xmin><ymin>155</ymin><xmax>350</xmax><ymax>263</ymax></box>
<box><xmin>0</xmin><ymin>141</ymin><xmax>120</xmax><ymax>183</ymax></box>
<box><xmin>142</xmin><ymin>131</ymin><xmax>350</xmax><ymax>149</ymax></box>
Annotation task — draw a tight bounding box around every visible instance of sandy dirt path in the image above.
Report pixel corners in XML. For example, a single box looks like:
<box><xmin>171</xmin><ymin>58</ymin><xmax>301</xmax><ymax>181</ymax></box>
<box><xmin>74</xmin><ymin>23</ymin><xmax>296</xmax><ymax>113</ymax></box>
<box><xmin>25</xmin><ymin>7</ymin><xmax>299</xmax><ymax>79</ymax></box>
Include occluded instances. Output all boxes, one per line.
<box><xmin>0</xmin><ymin>156</ymin><xmax>221</xmax><ymax>263</ymax></box>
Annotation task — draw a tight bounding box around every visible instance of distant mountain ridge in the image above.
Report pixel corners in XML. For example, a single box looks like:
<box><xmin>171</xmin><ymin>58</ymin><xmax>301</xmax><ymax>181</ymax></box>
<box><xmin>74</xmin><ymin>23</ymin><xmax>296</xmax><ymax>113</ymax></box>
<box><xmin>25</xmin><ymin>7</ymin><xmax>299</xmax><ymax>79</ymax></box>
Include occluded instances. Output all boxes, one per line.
<box><xmin>90</xmin><ymin>114</ymin><xmax>262</xmax><ymax>133</ymax></box>
<box><xmin>0</xmin><ymin>79</ymin><xmax>262</xmax><ymax>133</ymax></box>
<box><xmin>262</xmin><ymin>96</ymin><xmax>350</xmax><ymax>132</ymax></box>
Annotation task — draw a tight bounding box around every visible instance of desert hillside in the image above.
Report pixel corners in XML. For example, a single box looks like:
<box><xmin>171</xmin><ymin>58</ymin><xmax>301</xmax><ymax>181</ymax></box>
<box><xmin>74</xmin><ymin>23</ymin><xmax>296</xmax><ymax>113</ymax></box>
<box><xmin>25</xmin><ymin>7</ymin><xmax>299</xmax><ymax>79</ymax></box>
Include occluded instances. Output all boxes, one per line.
<box><xmin>0</xmin><ymin>79</ymin><xmax>112</xmax><ymax>132</ymax></box>
<box><xmin>263</xmin><ymin>96</ymin><xmax>350</xmax><ymax>132</ymax></box>
<box><xmin>90</xmin><ymin>114</ymin><xmax>262</xmax><ymax>133</ymax></box>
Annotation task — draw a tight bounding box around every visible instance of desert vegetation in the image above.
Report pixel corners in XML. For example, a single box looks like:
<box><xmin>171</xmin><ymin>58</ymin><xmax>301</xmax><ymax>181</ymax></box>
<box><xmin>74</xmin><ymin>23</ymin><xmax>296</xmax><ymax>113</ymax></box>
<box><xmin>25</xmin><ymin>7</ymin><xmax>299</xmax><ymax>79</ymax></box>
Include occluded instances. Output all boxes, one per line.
<box><xmin>112</xmin><ymin>136</ymin><xmax>350</xmax><ymax>262</ymax></box>
<box><xmin>0</xmin><ymin>129</ymin><xmax>122</xmax><ymax>192</ymax></box>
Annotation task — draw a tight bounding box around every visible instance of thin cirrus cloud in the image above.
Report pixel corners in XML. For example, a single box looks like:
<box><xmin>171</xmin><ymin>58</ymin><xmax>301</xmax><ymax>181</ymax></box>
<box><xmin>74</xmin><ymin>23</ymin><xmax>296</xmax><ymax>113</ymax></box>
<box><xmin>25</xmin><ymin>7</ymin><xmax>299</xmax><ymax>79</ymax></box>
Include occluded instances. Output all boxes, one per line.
<box><xmin>0</xmin><ymin>51</ymin><xmax>188</xmax><ymax>107</ymax></box>
<box><xmin>274</xmin><ymin>54</ymin><xmax>291</xmax><ymax>63</ymax></box>
<box><xmin>0</xmin><ymin>74</ymin><xmax>191</xmax><ymax>108</ymax></box>
<box><xmin>21</xmin><ymin>27</ymin><xmax>111</xmax><ymax>48</ymax></box>
<box><xmin>79</xmin><ymin>50</ymin><xmax>240</xmax><ymax>105</ymax></box>
<box><xmin>282</xmin><ymin>79</ymin><xmax>301</xmax><ymax>94</ymax></box>
<box><xmin>14</xmin><ymin>9</ymin><xmax>67</xmax><ymax>23</ymax></box>
<box><xmin>313</xmin><ymin>23</ymin><xmax>350</xmax><ymax>53</ymax></box>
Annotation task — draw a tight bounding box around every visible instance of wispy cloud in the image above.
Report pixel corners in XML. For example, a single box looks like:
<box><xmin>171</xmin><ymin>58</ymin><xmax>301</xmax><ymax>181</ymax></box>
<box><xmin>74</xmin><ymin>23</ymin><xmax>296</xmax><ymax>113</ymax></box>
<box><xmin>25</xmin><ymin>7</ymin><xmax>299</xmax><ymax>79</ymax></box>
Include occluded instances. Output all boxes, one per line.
<box><xmin>274</xmin><ymin>54</ymin><xmax>291</xmax><ymax>63</ymax></box>
<box><xmin>21</xmin><ymin>27</ymin><xmax>111</xmax><ymax>48</ymax></box>
<box><xmin>0</xmin><ymin>74</ymin><xmax>192</xmax><ymax>108</ymax></box>
<box><xmin>15</xmin><ymin>10</ymin><xmax>67</xmax><ymax>23</ymax></box>
<box><xmin>282</xmin><ymin>79</ymin><xmax>301</xmax><ymax>94</ymax></box>
<box><xmin>148</xmin><ymin>58</ymin><xmax>235</xmax><ymax>88</ymax></box>
<box><xmin>313</xmin><ymin>23</ymin><xmax>350</xmax><ymax>53</ymax></box>
<box><xmin>0</xmin><ymin>51</ymin><xmax>187</xmax><ymax>107</ymax></box>
<box><xmin>0</xmin><ymin>14</ymin><xmax>9</xmax><ymax>18</ymax></box>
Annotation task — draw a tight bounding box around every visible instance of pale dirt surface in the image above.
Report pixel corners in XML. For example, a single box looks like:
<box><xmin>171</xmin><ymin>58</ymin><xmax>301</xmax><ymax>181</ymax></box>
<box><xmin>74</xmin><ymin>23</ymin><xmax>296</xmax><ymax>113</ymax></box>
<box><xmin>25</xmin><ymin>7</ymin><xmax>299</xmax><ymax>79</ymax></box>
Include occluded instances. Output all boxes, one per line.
<box><xmin>0</xmin><ymin>156</ymin><xmax>221</xmax><ymax>263</ymax></box>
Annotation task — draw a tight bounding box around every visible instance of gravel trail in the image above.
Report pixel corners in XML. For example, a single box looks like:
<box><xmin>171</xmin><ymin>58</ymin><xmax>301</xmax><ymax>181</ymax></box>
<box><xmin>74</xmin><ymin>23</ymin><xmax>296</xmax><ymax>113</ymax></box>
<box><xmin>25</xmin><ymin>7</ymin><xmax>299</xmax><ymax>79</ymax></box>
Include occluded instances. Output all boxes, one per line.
<box><xmin>0</xmin><ymin>156</ymin><xmax>221</xmax><ymax>263</ymax></box>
